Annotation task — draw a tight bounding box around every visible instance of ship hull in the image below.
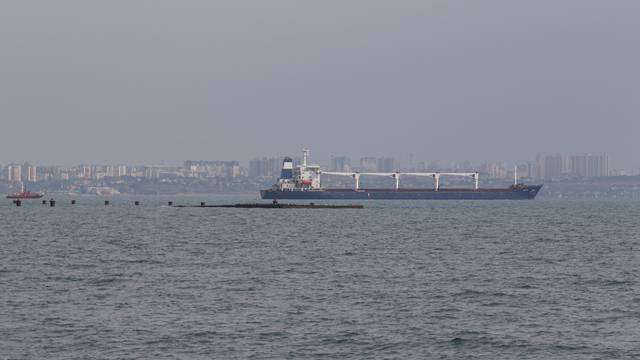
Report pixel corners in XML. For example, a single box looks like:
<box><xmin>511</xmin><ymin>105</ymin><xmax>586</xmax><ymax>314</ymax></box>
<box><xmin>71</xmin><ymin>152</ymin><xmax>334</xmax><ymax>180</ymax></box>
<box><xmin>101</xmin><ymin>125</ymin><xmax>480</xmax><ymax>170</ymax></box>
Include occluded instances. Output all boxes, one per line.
<box><xmin>261</xmin><ymin>185</ymin><xmax>542</xmax><ymax>200</ymax></box>
<box><xmin>6</xmin><ymin>194</ymin><xmax>44</xmax><ymax>199</ymax></box>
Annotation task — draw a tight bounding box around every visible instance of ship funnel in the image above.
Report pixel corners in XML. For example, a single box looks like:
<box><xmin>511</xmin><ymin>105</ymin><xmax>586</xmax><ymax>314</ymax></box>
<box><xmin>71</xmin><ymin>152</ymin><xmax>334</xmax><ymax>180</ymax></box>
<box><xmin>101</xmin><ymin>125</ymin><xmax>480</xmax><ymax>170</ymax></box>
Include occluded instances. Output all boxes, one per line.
<box><xmin>280</xmin><ymin>157</ymin><xmax>294</xmax><ymax>179</ymax></box>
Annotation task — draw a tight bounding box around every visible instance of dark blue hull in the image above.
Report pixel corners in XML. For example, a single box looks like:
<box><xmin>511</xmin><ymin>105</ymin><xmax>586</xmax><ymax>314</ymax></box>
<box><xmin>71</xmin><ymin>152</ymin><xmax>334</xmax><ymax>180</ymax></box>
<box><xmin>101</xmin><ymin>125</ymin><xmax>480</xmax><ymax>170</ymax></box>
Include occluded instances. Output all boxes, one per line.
<box><xmin>261</xmin><ymin>186</ymin><xmax>542</xmax><ymax>200</ymax></box>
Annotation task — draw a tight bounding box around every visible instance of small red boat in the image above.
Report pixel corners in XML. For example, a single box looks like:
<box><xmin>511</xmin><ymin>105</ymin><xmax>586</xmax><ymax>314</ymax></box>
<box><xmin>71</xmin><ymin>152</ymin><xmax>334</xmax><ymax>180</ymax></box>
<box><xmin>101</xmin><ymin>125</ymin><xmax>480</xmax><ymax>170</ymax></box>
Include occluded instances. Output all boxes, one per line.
<box><xmin>6</xmin><ymin>184</ymin><xmax>44</xmax><ymax>199</ymax></box>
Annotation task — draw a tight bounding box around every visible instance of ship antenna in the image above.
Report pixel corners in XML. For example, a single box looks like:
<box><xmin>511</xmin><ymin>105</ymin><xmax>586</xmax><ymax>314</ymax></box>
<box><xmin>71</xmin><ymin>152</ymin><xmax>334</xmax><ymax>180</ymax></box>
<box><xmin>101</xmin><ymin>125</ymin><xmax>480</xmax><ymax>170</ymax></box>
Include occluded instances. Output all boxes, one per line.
<box><xmin>514</xmin><ymin>165</ymin><xmax>518</xmax><ymax>185</ymax></box>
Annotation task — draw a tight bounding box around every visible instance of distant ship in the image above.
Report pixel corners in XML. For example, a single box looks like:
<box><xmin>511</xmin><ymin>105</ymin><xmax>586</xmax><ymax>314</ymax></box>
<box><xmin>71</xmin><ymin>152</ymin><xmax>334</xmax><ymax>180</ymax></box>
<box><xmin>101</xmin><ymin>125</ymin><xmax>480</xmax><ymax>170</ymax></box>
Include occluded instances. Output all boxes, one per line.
<box><xmin>261</xmin><ymin>150</ymin><xmax>542</xmax><ymax>200</ymax></box>
<box><xmin>6</xmin><ymin>184</ymin><xmax>44</xmax><ymax>199</ymax></box>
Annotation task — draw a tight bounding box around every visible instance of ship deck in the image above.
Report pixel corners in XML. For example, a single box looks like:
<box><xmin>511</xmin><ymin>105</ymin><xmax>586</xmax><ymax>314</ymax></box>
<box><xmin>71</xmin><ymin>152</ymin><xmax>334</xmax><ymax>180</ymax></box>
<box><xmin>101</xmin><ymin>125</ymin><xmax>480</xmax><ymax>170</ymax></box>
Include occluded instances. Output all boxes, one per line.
<box><xmin>321</xmin><ymin>188</ymin><xmax>517</xmax><ymax>192</ymax></box>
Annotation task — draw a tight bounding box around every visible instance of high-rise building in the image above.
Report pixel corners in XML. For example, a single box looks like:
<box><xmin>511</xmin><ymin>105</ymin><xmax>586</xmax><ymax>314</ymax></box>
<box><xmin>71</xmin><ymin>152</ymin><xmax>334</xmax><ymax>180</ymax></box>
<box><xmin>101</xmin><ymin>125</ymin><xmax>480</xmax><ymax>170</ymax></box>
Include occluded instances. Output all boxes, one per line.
<box><xmin>37</xmin><ymin>166</ymin><xmax>59</xmax><ymax>181</ymax></box>
<box><xmin>330</xmin><ymin>156</ymin><xmax>351</xmax><ymax>172</ymax></box>
<box><xmin>516</xmin><ymin>164</ymin><xmax>531</xmax><ymax>179</ymax></box>
<box><xmin>80</xmin><ymin>165</ymin><xmax>92</xmax><ymax>179</ymax></box>
<box><xmin>543</xmin><ymin>155</ymin><xmax>563</xmax><ymax>180</ymax></box>
<box><xmin>248</xmin><ymin>159</ymin><xmax>260</xmax><ymax>178</ymax></box>
<box><xmin>144</xmin><ymin>166</ymin><xmax>156</xmax><ymax>179</ymax></box>
<box><xmin>184</xmin><ymin>160</ymin><xmax>241</xmax><ymax>178</ymax></box>
<box><xmin>485</xmin><ymin>162</ymin><xmax>507</xmax><ymax>179</ymax></box>
<box><xmin>377</xmin><ymin>158</ymin><xmax>395</xmax><ymax>172</ymax></box>
<box><xmin>569</xmin><ymin>154</ymin><xmax>608</xmax><ymax>178</ymax></box>
<box><xmin>249</xmin><ymin>157</ymin><xmax>282</xmax><ymax>178</ymax></box>
<box><xmin>231</xmin><ymin>164</ymin><xmax>242</xmax><ymax>178</ymax></box>
<box><xmin>117</xmin><ymin>165</ymin><xmax>128</xmax><ymax>178</ymax></box>
<box><xmin>6</xmin><ymin>164</ymin><xmax>21</xmax><ymax>182</ymax></box>
<box><xmin>535</xmin><ymin>155</ymin><xmax>545</xmax><ymax>180</ymax></box>
<box><xmin>452</xmin><ymin>160</ymin><xmax>474</xmax><ymax>171</ymax></box>
<box><xmin>26</xmin><ymin>165</ymin><xmax>37</xmax><ymax>182</ymax></box>
<box><xmin>359</xmin><ymin>157</ymin><xmax>378</xmax><ymax>172</ymax></box>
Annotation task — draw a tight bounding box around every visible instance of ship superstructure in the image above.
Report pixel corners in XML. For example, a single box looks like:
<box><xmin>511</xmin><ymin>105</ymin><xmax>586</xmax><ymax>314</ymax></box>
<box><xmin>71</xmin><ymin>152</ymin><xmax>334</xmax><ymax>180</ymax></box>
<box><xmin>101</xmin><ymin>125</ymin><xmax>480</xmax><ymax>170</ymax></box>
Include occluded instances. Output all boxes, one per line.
<box><xmin>273</xmin><ymin>150</ymin><xmax>322</xmax><ymax>191</ymax></box>
<box><xmin>262</xmin><ymin>149</ymin><xmax>542</xmax><ymax>200</ymax></box>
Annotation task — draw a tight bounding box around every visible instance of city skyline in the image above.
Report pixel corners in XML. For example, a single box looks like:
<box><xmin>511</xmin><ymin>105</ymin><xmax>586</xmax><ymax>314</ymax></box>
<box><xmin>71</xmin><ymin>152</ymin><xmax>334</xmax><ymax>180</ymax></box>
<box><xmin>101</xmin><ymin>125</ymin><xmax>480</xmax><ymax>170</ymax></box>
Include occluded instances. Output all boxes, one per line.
<box><xmin>0</xmin><ymin>147</ymin><xmax>632</xmax><ymax>172</ymax></box>
<box><xmin>0</xmin><ymin>151</ymin><xmax>624</xmax><ymax>182</ymax></box>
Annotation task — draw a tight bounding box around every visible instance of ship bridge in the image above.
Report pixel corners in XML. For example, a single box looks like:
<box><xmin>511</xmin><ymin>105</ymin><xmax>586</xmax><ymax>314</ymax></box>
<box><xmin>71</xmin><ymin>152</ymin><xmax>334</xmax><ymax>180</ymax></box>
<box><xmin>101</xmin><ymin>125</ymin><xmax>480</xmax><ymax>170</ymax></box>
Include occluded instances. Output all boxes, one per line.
<box><xmin>318</xmin><ymin>171</ymin><xmax>480</xmax><ymax>191</ymax></box>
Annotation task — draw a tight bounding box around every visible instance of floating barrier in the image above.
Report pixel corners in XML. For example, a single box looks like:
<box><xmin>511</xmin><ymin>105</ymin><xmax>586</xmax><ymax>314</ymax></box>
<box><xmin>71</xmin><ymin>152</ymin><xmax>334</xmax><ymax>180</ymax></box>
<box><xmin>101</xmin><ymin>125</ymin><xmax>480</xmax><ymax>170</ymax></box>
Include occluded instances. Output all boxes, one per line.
<box><xmin>172</xmin><ymin>203</ymin><xmax>363</xmax><ymax>209</ymax></box>
<box><xmin>8</xmin><ymin>199</ymin><xmax>362</xmax><ymax>209</ymax></box>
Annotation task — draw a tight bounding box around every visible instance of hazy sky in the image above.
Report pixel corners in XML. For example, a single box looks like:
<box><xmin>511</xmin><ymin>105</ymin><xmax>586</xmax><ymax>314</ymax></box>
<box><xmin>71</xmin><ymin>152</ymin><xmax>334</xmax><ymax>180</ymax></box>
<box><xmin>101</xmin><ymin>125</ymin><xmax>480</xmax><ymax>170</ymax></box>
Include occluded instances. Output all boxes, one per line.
<box><xmin>1</xmin><ymin>1</ymin><xmax>638</xmax><ymax>168</ymax></box>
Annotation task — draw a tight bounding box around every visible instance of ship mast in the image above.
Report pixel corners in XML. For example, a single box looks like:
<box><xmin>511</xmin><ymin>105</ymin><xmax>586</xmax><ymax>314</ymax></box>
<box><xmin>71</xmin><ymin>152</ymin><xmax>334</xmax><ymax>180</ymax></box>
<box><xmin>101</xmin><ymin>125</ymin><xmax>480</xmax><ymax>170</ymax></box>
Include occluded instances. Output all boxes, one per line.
<box><xmin>302</xmin><ymin>148</ymin><xmax>309</xmax><ymax>168</ymax></box>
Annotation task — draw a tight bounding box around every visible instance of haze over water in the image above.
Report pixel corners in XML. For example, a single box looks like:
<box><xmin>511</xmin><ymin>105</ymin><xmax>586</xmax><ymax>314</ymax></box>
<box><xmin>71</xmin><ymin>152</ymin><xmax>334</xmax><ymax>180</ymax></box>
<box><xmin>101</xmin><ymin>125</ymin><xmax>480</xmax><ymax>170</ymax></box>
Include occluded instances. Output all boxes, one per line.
<box><xmin>2</xmin><ymin>197</ymin><xmax>639</xmax><ymax>358</ymax></box>
<box><xmin>1</xmin><ymin>1</ymin><xmax>639</xmax><ymax>168</ymax></box>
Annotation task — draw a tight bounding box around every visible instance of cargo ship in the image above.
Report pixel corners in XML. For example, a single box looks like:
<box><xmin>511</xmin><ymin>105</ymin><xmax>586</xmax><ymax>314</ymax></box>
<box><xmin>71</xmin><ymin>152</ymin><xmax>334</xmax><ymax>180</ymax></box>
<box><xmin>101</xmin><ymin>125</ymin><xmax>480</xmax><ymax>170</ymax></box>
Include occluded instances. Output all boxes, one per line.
<box><xmin>260</xmin><ymin>150</ymin><xmax>542</xmax><ymax>200</ymax></box>
<box><xmin>6</xmin><ymin>184</ymin><xmax>44</xmax><ymax>199</ymax></box>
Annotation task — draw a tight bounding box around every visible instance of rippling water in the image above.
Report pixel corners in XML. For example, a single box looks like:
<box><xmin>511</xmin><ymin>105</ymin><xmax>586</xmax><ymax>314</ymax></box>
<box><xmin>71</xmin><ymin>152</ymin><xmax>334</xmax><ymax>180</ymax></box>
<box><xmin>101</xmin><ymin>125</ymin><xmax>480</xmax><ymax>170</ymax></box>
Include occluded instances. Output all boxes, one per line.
<box><xmin>1</xmin><ymin>196</ymin><xmax>639</xmax><ymax>359</ymax></box>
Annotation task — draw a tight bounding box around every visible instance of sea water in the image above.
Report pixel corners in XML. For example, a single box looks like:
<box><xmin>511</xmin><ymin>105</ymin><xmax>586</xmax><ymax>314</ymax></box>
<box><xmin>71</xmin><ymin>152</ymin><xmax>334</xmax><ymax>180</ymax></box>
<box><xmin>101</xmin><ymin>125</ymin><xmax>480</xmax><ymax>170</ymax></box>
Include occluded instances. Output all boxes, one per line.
<box><xmin>1</xmin><ymin>196</ymin><xmax>639</xmax><ymax>359</ymax></box>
